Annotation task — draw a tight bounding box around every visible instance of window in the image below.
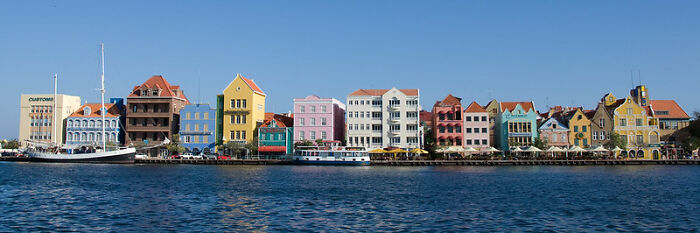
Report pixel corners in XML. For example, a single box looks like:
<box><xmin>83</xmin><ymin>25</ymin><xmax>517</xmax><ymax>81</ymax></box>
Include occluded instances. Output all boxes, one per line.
<box><xmin>407</xmin><ymin>112</ymin><xmax>418</xmax><ymax>119</ymax></box>
<box><xmin>390</xmin><ymin>124</ymin><xmax>400</xmax><ymax>131</ymax></box>
<box><xmin>439</xmin><ymin>114</ymin><xmax>445</xmax><ymax>121</ymax></box>
<box><xmin>203</xmin><ymin>112</ymin><xmax>209</xmax><ymax>120</ymax></box>
<box><xmin>389</xmin><ymin>99</ymin><xmax>400</xmax><ymax>106</ymax></box>
<box><xmin>348</xmin><ymin>112</ymin><xmax>353</xmax><ymax>118</ymax></box>
<box><xmin>242</xmin><ymin>115</ymin><xmax>246</xmax><ymax>124</ymax></box>
<box><xmin>620</xmin><ymin>119</ymin><xmax>627</xmax><ymax>126</ymax></box>
<box><xmin>204</xmin><ymin>124</ymin><xmax>208</xmax><ymax>131</ymax></box>
<box><xmin>242</xmin><ymin>100</ymin><xmax>247</xmax><ymax>108</ymax></box>
<box><xmin>372</xmin><ymin>100</ymin><xmax>382</xmax><ymax>106</ymax></box>
<box><xmin>465</xmin><ymin>116</ymin><xmax>471</xmax><ymax>122</ymax></box>
<box><xmin>582</xmin><ymin>126</ymin><xmax>587</xmax><ymax>132</ymax></box>
<box><xmin>636</xmin><ymin>135</ymin><xmax>643</xmax><ymax>144</ymax></box>
<box><xmin>407</xmin><ymin>124</ymin><xmax>418</xmax><ymax>132</ymax></box>
<box><xmin>311</xmin><ymin>118</ymin><xmax>316</xmax><ymax>126</ymax></box>
<box><xmin>574</xmin><ymin>126</ymin><xmax>579</xmax><ymax>132</ymax></box>
<box><xmin>390</xmin><ymin>112</ymin><xmax>400</xmax><ymax>119</ymax></box>
<box><xmin>311</xmin><ymin>106</ymin><xmax>316</xmax><ymax>113</ymax></box>
<box><xmin>242</xmin><ymin>131</ymin><xmax>246</xmax><ymax>140</ymax></box>
<box><xmin>372</xmin><ymin>124</ymin><xmax>382</xmax><ymax>132</ymax></box>
<box><xmin>636</xmin><ymin>119</ymin><xmax>643</xmax><ymax>126</ymax></box>
<box><xmin>481</xmin><ymin>116</ymin><xmax>487</xmax><ymax>122</ymax></box>
<box><xmin>474</xmin><ymin>128</ymin><xmax>480</xmax><ymax>133</ymax></box>
<box><xmin>186</xmin><ymin>112</ymin><xmax>191</xmax><ymax>120</ymax></box>
<box><xmin>236</xmin><ymin>100</ymin><xmax>241</xmax><ymax>108</ymax></box>
<box><xmin>577</xmin><ymin>115</ymin><xmax>582</xmax><ymax>120</ymax></box>
<box><xmin>407</xmin><ymin>137</ymin><xmax>418</xmax><ymax>144</ymax></box>
<box><xmin>299</xmin><ymin>131</ymin><xmax>305</xmax><ymax>140</ymax></box>
<box><xmin>482</xmin><ymin>128</ymin><xmax>487</xmax><ymax>133</ymax></box>
<box><xmin>322</xmin><ymin>105</ymin><xmax>327</xmax><ymax>113</ymax></box>
<box><xmin>466</xmin><ymin>139</ymin><xmax>472</xmax><ymax>145</ymax></box>
<box><xmin>355</xmin><ymin>112</ymin><xmax>359</xmax><ymax>118</ymax></box>
<box><xmin>194</xmin><ymin>124</ymin><xmax>199</xmax><ymax>131</ymax></box>
<box><xmin>310</xmin><ymin>131</ymin><xmax>316</xmax><ymax>140</ymax></box>
<box><xmin>390</xmin><ymin>137</ymin><xmax>400</xmax><ymax>144</ymax></box>
<box><xmin>593</xmin><ymin>131</ymin><xmax>597</xmax><ymax>140</ymax></box>
<box><xmin>372</xmin><ymin>112</ymin><xmax>382</xmax><ymax>119</ymax></box>
<box><xmin>447</xmin><ymin>126</ymin><xmax>454</xmax><ymax>133</ymax></box>
<box><xmin>474</xmin><ymin>140</ymin><xmax>480</xmax><ymax>145</ymax></box>
<box><xmin>230</xmin><ymin>116</ymin><xmax>235</xmax><ymax>124</ymax></box>
<box><xmin>360</xmin><ymin>112</ymin><xmax>364</xmax><ymax>118</ymax></box>
<box><xmin>600</xmin><ymin>132</ymin><xmax>606</xmax><ymax>140</ymax></box>
<box><xmin>583</xmin><ymin>139</ymin><xmax>587</xmax><ymax>146</ymax></box>
<box><xmin>466</xmin><ymin>128</ymin><xmax>472</xmax><ymax>133</ymax></box>
<box><xmin>474</xmin><ymin>116</ymin><xmax>479</xmax><ymax>122</ymax></box>
<box><xmin>322</xmin><ymin>131</ymin><xmax>327</xmax><ymax>139</ymax></box>
<box><xmin>186</xmin><ymin>124</ymin><xmax>191</xmax><ymax>131</ymax></box>
<box><xmin>230</xmin><ymin>100</ymin><xmax>235</xmax><ymax>108</ymax></box>
<box><xmin>322</xmin><ymin>118</ymin><xmax>327</xmax><ymax>126</ymax></box>
<box><xmin>299</xmin><ymin>118</ymin><xmax>305</xmax><ymax>126</ymax></box>
<box><xmin>482</xmin><ymin>139</ymin><xmax>487</xmax><ymax>145</ymax></box>
<box><xmin>552</xmin><ymin>134</ymin><xmax>558</xmax><ymax>142</ymax></box>
<box><xmin>236</xmin><ymin>115</ymin><xmax>241</xmax><ymax>124</ymax></box>
<box><xmin>439</xmin><ymin>126</ymin><xmax>445</xmax><ymax>133</ymax></box>
<box><xmin>599</xmin><ymin>118</ymin><xmax>604</xmax><ymax>127</ymax></box>
<box><xmin>300</xmin><ymin>106</ymin><xmax>306</xmax><ymax>113</ymax></box>
<box><xmin>194</xmin><ymin>113</ymin><xmax>199</xmax><ymax>120</ymax></box>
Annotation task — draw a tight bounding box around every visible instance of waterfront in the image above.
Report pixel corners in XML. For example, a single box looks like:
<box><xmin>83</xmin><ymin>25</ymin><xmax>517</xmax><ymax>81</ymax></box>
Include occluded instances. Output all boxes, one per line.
<box><xmin>1</xmin><ymin>163</ymin><xmax>699</xmax><ymax>231</ymax></box>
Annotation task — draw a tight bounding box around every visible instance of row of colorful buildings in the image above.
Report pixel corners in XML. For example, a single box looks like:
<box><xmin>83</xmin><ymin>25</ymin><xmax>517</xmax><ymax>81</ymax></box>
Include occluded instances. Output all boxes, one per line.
<box><xmin>18</xmin><ymin>74</ymin><xmax>691</xmax><ymax>159</ymax></box>
<box><xmin>428</xmin><ymin>86</ymin><xmax>690</xmax><ymax>159</ymax></box>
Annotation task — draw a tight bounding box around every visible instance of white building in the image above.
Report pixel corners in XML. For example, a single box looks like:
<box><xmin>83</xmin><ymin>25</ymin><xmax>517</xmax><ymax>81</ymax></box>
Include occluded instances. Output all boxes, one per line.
<box><xmin>346</xmin><ymin>88</ymin><xmax>422</xmax><ymax>149</ymax></box>
<box><xmin>19</xmin><ymin>94</ymin><xmax>82</xmax><ymax>147</ymax></box>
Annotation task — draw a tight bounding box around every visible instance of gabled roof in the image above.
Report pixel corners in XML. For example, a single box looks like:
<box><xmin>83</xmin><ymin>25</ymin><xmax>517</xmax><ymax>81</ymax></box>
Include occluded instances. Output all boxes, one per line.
<box><xmin>419</xmin><ymin>111</ymin><xmax>433</xmax><ymax>122</ymax></box>
<box><xmin>348</xmin><ymin>88</ymin><xmax>419</xmax><ymax>96</ymax></box>
<box><xmin>436</xmin><ymin>94</ymin><xmax>462</xmax><ymax>106</ymax></box>
<box><xmin>500</xmin><ymin>101</ymin><xmax>535</xmax><ymax>112</ymax></box>
<box><xmin>464</xmin><ymin>101</ymin><xmax>486</xmax><ymax>113</ymax></box>
<box><xmin>238</xmin><ymin>74</ymin><xmax>265</xmax><ymax>95</ymax></box>
<box><xmin>261</xmin><ymin>114</ymin><xmax>294</xmax><ymax>128</ymax></box>
<box><xmin>69</xmin><ymin>103</ymin><xmax>121</xmax><ymax>118</ymax></box>
<box><xmin>128</xmin><ymin>75</ymin><xmax>189</xmax><ymax>102</ymax></box>
<box><xmin>650</xmin><ymin>100</ymin><xmax>690</xmax><ymax>119</ymax></box>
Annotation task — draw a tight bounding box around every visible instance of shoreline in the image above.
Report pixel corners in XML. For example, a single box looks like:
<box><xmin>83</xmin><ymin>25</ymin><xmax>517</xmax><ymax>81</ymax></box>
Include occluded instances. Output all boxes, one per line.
<box><xmin>2</xmin><ymin>156</ymin><xmax>700</xmax><ymax>166</ymax></box>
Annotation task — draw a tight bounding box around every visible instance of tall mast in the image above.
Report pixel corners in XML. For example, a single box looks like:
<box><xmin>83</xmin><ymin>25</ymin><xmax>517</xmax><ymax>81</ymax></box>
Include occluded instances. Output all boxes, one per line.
<box><xmin>53</xmin><ymin>73</ymin><xmax>57</xmax><ymax>146</ymax></box>
<box><xmin>100</xmin><ymin>43</ymin><xmax>106</xmax><ymax>150</ymax></box>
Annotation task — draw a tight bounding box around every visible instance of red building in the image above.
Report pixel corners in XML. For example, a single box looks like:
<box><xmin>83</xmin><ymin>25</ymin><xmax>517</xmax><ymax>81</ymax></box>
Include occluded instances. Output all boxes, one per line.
<box><xmin>432</xmin><ymin>94</ymin><xmax>463</xmax><ymax>147</ymax></box>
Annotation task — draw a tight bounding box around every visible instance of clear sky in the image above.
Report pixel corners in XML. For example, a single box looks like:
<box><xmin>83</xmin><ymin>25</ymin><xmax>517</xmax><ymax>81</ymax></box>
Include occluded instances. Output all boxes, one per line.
<box><xmin>1</xmin><ymin>0</ymin><xmax>699</xmax><ymax>139</ymax></box>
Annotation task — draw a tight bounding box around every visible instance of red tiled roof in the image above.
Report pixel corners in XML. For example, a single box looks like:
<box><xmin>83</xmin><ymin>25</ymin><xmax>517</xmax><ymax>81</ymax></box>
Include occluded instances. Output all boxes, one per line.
<box><xmin>500</xmin><ymin>101</ymin><xmax>535</xmax><ymax>112</ymax></box>
<box><xmin>650</xmin><ymin>100</ymin><xmax>690</xmax><ymax>119</ymax></box>
<box><xmin>437</xmin><ymin>94</ymin><xmax>462</xmax><ymax>106</ymax></box>
<box><xmin>348</xmin><ymin>89</ymin><xmax>419</xmax><ymax>96</ymax></box>
<box><xmin>261</xmin><ymin>114</ymin><xmax>294</xmax><ymax>128</ymax></box>
<box><xmin>264</xmin><ymin>112</ymin><xmax>275</xmax><ymax>122</ymax></box>
<box><xmin>239</xmin><ymin>74</ymin><xmax>265</xmax><ymax>95</ymax></box>
<box><xmin>419</xmin><ymin>111</ymin><xmax>433</xmax><ymax>122</ymax></box>
<box><xmin>128</xmin><ymin>75</ymin><xmax>189</xmax><ymax>103</ymax></box>
<box><xmin>464</xmin><ymin>101</ymin><xmax>486</xmax><ymax>113</ymax></box>
<box><xmin>69</xmin><ymin>103</ymin><xmax>121</xmax><ymax>118</ymax></box>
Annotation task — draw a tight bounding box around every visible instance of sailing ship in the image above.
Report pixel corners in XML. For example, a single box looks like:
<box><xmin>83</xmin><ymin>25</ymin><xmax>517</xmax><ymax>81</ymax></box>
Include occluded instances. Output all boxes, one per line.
<box><xmin>26</xmin><ymin>43</ymin><xmax>136</xmax><ymax>163</ymax></box>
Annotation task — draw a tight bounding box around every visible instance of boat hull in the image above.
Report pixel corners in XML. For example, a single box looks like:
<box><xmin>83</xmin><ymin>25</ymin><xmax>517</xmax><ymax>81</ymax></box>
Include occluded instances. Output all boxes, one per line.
<box><xmin>292</xmin><ymin>156</ymin><xmax>370</xmax><ymax>166</ymax></box>
<box><xmin>27</xmin><ymin>148</ymin><xmax>136</xmax><ymax>164</ymax></box>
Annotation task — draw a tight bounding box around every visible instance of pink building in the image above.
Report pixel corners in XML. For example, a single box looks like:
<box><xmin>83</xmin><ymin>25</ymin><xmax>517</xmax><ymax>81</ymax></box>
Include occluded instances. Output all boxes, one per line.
<box><xmin>463</xmin><ymin>101</ymin><xmax>489</xmax><ymax>150</ymax></box>
<box><xmin>432</xmin><ymin>95</ymin><xmax>463</xmax><ymax>147</ymax></box>
<box><xmin>293</xmin><ymin>95</ymin><xmax>346</xmax><ymax>143</ymax></box>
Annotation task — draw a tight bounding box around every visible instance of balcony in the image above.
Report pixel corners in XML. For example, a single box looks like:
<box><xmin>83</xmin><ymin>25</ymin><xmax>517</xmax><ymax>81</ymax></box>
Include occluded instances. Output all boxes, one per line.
<box><xmin>127</xmin><ymin>125</ymin><xmax>170</xmax><ymax>132</ymax></box>
<box><xmin>390</xmin><ymin>118</ymin><xmax>401</xmax><ymax>123</ymax></box>
<box><xmin>390</xmin><ymin>131</ymin><xmax>401</xmax><ymax>136</ymax></box>
<box><xmin>127</xmin><ymin>111</ymin><xmax>170</xmax><ymax>118</ymax></box>
<box><xmin>389</xmin><ymin>105</ymin><xmax>401</xmax><ymax>111</ymax></box>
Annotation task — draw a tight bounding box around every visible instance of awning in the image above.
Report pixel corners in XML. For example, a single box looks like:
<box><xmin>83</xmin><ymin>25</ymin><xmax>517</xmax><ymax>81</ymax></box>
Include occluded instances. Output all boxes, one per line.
<box><xmin>258</xmin><ymin>146</ymin><xmax>286</xmax><ymax>153</ymax></box>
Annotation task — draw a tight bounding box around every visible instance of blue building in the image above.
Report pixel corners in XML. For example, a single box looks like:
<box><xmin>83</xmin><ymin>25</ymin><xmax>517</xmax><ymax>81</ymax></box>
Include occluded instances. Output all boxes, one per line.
<box><xmin>179</xmin><ymin>103</ymin><xmax>216</xmax><ymax>154</ymax></box>
<box><xmin>258</xmin><ymin>114</ymin><xmax>294</xmax><ymax>155</ymax></box>
<box><xmin>65</xmin><ymin>98</ymin><xmax>125</xmax><ymax>146</ymax></box>
<box><xmin>495</xmin><ymin>102</ymin><xmax>539</xmax><ymax>151</ymax></box>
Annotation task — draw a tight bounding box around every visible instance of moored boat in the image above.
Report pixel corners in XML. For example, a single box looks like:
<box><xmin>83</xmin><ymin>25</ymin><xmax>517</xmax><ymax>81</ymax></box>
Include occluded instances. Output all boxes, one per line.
<box><xmin>293</xmin><ymin>146</ymin><xmax>370</xmax><ymax>165</ymax></box>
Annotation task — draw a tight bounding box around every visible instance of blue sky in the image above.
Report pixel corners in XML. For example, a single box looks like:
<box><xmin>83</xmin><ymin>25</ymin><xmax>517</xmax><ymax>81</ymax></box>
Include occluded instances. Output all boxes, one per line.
<box><xmin>1</xmin><ymin>0</ymin><xmax>699</xmax><ymax>139</ymax></box>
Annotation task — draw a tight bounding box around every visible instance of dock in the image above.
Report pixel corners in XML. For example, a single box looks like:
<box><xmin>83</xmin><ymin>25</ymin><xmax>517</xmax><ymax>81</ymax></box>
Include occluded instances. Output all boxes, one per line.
<box><xmin>2</xmin><ymin>156</ymin><xmax>699</xmax><ymax>166</ymax></box>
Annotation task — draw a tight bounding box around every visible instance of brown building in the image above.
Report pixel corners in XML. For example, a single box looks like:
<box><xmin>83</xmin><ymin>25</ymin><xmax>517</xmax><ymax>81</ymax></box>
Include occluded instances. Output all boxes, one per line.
<box><xmin>125</xmin><ymin>75</ymin><xmax>189</xmax><ymax>156</ymax></box>
<box><xmin>484</xmin><ymin>99</ymin><xmax>500</xmax><ymax>147</ymax></box>
<box><xmin>587</xmin><ymin>101</ymin><xmax>614</xmax><ymax>147</ymax></box>
<box><xmin>650</xmin><ymin>100</ymin><xmax>690</xmax><ymax>149</ymax></box>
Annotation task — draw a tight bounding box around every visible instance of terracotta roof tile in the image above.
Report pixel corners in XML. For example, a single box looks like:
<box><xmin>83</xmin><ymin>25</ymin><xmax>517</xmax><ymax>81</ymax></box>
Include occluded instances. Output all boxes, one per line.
<box><xmin>650</xmin><ymin>100</ymin><xmax>689</xmax><ymax>119</ymax></box>
<box><xmin>69</xmin><ymin>103</ymin><xmax>121</xmax><ymax>118</ymax></box>
<box><xmin>261</xmin><ymin>114</ymin><xmax>294</xmax><ymax>128</ymax></box>
<box><xmin>239</xmin><ymin>75</ymin><xmax>265</xmax><ymax>95</ymax></box>
<box><xmin>464</xmin><ymin>101</ymin><xmax>486</xmax><ymax>113</ymax></box>
<box><xmin>500</xmin><ymin>101</ymin><xmax>535</xmax><ymax>112</ymax></box>
<box><xmin>437</xmin><ymin>94</ymin><xmax>462</xmax><ymax>106</ymax></box>
<box><xmin>128</xmin><ymin>75</ymin><xmax>189</xmax><ymax>104</ymax></box>
<box><xmin>348</xmin><ymin>89</ymin><xmax>419</xmax><ymax>96</ymax></box>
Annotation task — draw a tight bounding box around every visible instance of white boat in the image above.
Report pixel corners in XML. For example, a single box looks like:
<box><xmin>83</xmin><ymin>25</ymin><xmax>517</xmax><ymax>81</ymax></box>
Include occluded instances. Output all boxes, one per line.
<box><xmin>293</xmin><ymin>146</ymin><xmax>370</xmax><ymax>165</ymax></box>
<box><xmin>26</xmin><ymin>43</ymin><xmax>135</xmax><ymax>164</ymax></box>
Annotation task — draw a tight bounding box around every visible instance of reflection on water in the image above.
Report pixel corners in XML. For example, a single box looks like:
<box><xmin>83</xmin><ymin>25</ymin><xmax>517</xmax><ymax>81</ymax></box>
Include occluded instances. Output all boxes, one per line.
<box><xmin>1</xmin><ymin>162</ymin><xmax>699</xmax><ymax>231</ymax></box>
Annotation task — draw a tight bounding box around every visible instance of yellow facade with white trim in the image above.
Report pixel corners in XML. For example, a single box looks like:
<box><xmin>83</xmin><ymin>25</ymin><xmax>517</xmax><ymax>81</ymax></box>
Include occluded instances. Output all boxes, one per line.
<box><xmin>221</xmin><ymin>74</ymin><xmax>266</xmax><ymax>145</ymax></box>
<box><xmin>612</xmin><ymin>97</ymin><xmax>661</xmax><ymax>159</ymax></box>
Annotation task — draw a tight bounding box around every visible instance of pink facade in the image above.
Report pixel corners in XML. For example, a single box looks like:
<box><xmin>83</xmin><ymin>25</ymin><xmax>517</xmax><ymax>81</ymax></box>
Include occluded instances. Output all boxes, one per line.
<box><xmin>293</xmin><ymin>95</ymin><xmax>346</xmax><ymax>143</ymax></box>
<box><xmin>538</xmin><ymin>118</ymin><xmax>570</xmax><ymax>147</ymax></box>
<box><xmin>432</xmin><ymin>95</ymin><xmax>463</xmax><ymax>146</ymax></box>
<box><xmin>463</xmin><ymin>101</ymin><xmax>489</xmax><ymax>149</ymax></box>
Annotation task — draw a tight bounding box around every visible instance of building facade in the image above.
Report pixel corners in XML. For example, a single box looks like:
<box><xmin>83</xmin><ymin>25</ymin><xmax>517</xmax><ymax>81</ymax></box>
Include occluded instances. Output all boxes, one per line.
<box><xmin>589</xmin><ymin>101</ymin><xmax>613</xmax><ymax>147</ymax></box>
<box><xmin>463</xmin><ymin>101</ymin><xmax>489</xmax><ymax>150</ymax></box>
<box><xmin>495</xmin><ymin>102</ymin><xmax>538</xmax><ymax>151</ymax></box>
<box><xmin>293</xmin><ymin>95</ymin><xmax>345</xmax><ymax>144</ymax></box>
<box><xmin>346</xmin><ymin>88</ymin><xmax>422</xmax><ymax>149</ymax></box>
<box><xmin>538</xmin><ymin>117</ymin><xmax>569</xmax><ymax>147</ymax></box>
<box><xmin>65</xmin><ymin>100</ymin><xmax>124</xmax><ymax>146</ymax></box>
<box><xmin>650</xmin><ymin>100</ymin><xmax>690</xmax><ymax>152</ymax></box>
<box><xmin>605</xmin><ymin>92</ymin><xmax>661</xmax><ymax>159</ymax></box>
<box><xmin>19</xmin><ymin>94</ymin><xmax>82</xmax><ymax>147</ymax></box>
<box><xmin>564</xmin><ymin>108</ymin><xmax>592</xmax><ymax>147</ymax></box>
<box><xmin>484</xmin><ymin>99</ymin><xmax>500</xmax><ymax>147</ymax></box>
<box><xmin>125</xmin><ymin>75</ymin><xmax>189</xmax><ymax>156</ymax></box>
<box><xmin>217</xmin><ymin>74</ymin><xmax>266</xmax><ymax>149</ymax></box>
<box><xmin>432</xmin><ymin>94</ymin><xmax>463</xmax><ymax>147</ymax></box>
<box><xmin>258</xmin><ymin>114</ymin><xmax>294</xmax><ymax>155</ymax></box>
<box><xmin>179</xmin><ymin>103</ymin><xmax>216</xmax><ymax>154</ymax></box>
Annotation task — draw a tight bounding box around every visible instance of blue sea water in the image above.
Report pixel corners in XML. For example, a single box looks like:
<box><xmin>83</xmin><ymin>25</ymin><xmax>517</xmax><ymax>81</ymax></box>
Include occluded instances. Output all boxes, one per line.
<box><xmin>0</xmin><ymin>162</ymin><xmax>699</xmax><ymax>232</ymax></box>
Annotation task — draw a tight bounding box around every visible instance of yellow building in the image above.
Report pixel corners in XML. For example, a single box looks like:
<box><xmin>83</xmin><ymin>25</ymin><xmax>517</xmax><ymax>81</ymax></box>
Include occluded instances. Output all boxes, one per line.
<box><xmin>217</xmin><ymin>74</ymin><xmax>266</xmax><ymax>148</ymax></box>
<box><xmin>605</xmin><ymin>94</ymin><xmax>661</xmax><ymax>159</ymax></box>
<box><xmin>19</xmin><ymin>94</ymin><xmax>82</xmax><ymax>147</ymax></box>
<box><xmin>565</xmin><ymin>108</ymin><xmax>592</xmax><ymax>147</ymax></box>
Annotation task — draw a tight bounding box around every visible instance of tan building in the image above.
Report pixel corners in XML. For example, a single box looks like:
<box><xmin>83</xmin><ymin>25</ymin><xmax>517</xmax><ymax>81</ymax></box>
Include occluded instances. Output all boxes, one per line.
<box><xmin>19</xmin><ymin>94</ymin><xmax>81</xmax><ymax>147</ymax></box>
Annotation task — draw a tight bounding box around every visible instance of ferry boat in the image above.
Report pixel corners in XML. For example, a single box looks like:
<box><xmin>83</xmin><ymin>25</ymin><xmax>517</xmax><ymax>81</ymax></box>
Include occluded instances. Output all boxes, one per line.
<box><xmin>293</xmin><ymin>146</ymin><xmax>370</xmax><ymax>165</ymax></box>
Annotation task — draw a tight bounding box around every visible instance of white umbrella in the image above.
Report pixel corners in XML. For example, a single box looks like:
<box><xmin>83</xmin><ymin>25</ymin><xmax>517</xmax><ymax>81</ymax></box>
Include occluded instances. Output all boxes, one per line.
<box><xmin>511</xmin><ymin>147</ymin><xmax>524</xmax><ymax>152</ymax></box>
<box><xmin>568</xmin><ymin>146</ymin><xmax>586</xmax><ymax>152</ymax></box>
<box><xmin>464</xmin><ymin>147</ymin><xmax>478</xmax><ymax>152</ymax></box>
<box><xmin>483</xmin><ymin>147</ymin><xmax>501</xmax><ymax>153</ymax></box>
<box><xmin>589</xmin><ymin>145</ymin><xmax>609</xmax><ymax>152</ymax></box>
<box><xmin>524</xmin><ymin>146</ymin><xmax>542</xmax><ymax>152</ymax></box>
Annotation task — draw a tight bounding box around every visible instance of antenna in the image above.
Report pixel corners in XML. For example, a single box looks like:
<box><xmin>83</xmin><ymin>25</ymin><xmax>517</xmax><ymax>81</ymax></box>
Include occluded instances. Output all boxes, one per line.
<box><xmin>638</xmin><ymin>69</ymin><xmax>642</xmax><ymax>85</ymax></box>
<box><xmin>630</xmin><ymin>70</ymin><xmax>635</xmax><ymax>86</ymax></box>
<box><xmin>197</xmin><ymin>68</ymin><xmax>201</xmax><ymax>105</ymax></box>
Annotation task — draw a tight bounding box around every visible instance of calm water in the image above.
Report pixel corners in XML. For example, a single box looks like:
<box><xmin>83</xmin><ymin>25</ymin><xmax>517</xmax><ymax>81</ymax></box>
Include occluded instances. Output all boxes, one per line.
<box><xmin>1</xmin><ymin>163</ymin><xmax>699</xmax><ymax>232</ymax></box>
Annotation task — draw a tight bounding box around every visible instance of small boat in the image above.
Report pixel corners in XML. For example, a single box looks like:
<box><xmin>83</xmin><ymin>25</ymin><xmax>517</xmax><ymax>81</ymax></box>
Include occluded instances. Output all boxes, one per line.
<box><xmin>293</xmin><ymin>146</ymin><xmax>370</xmax><ymax>165</ymax></box>
<box><xmin>26</xmin><ymin>43</ymin><xmax>135</xmax><ymax>164</ymax></box>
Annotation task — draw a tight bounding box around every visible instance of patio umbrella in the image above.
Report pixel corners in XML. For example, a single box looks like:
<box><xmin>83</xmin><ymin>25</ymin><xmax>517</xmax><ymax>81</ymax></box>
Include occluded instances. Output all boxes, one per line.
<box><xmin>568</xmin><ymin>146</ymin><xmax>586</xmax><ymax>158</ymax></box>
<box><xmin>463</xmin><ymin>147</ymin><xmax>478</xmax><ymax>157</ymax></box>
<box><xmin>388</xmin><ymin>148</ymin><xmax>409</xmax><ymax>153</ymax></box>
<box><xmin>368</xmin><ymin>148</ymin><xmax>387</xmax><ymax>153</ymax></box>
<box><xmin>524</xmin><ymin>146</ymin><xmax>542</xmax><ymax>158</ymax></box>
<box><xmin>611</xmin><ymin>146</ymin><xmax>623</xmax><ymax>158</ymax></box>
<box><xmin>545</xmin><ymin>146</ymin><xmax>562</xmax><ymax>157</ymax></box>
<box><xmin>588</xmin><ymin>145</ymin><xmax>609</xmax><ymax>158</ymax></box>
<box><xmin>483</xmin><ymin>147</ymin><xmax>501</xmax><ymax>153</ymax></box>
<box><xmin>511</xmin><ymin>146</ymin><xmax>523</xmax><ymax>157</ymax></box>
<box><xmin>409</xmin><ymin>148</ymin><xmax>428</xmax><ymax>154</ymax></box>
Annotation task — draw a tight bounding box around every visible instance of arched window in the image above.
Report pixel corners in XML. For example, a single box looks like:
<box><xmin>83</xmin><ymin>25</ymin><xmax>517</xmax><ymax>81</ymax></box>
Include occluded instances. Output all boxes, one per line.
<box><xmin>73</xmin><ymin>133</ymin><xmax>78</xmax><ymax>141</ymax></box>
<box><xmin>89</xmin><ymin>120</ymin><xmax>95</xmax><ymax>128</ymax></box>
<box><xmin>81</xmin><ymin>133</ymin><xmax>87</xmax><ymax>142</ymax></box>
<box><xmin>82</xmin><ymin>120</ymin><xmax>88</xmax><ymax>128</ymax></box>
<box><xmin>96</xmin><ymin>120</ymin><xmax>102</xmax><ymax>128</ymax></box>
<box><xmin>83</xmin><ymin>106</ymin><xmax>91</xmax><ymax>116</ymax></box>
<box><xmin>111</xmin><ymin>133</ymin><xmax>117</xmax><ymax>142</ymax></box>
<box><xmin>67</xmin><ymin>120</ymin><xmax>72</xmax><ymax>128</ymax></box>
<box><xmin>97</xmin><ymin>133</ymin><xmax>102</xmax><ymax>142</ymax></box>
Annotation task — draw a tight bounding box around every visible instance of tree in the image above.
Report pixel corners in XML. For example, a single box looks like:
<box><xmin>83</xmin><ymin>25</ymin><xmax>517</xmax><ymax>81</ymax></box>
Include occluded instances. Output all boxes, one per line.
<box><xmin>166</xmin><ymin>134</ymin><xmax>186</xmax><ymax>155</ymax></box>
<box><xmin>423</xmin><ymin>127</ymin><xmax>441</xmax><ymax>159</ymax></box>
<box><xmin>533</xmin><ymin>137</ymin><xmax>548</xmax><ymax>149</ymax></box>
<box><xmin>680</xmin><ymin>112</ymin><xmax>700</xmax><ymax>152</ymax></box>
<box><xmin>315</xmin><ymin>139</ymin><xmax>324</xmax><ymax>146</ymax></box>
<box><xmin>1</xmin><ymin>139</ymin><xmax>19</xmax><ymax>149</ymax></box>
<box><xmin>604</xmin><ymin>132</ymin><xmax>626</xmax><ymax>150</ymax></box>
<box><xmin>225</xmin><ymin>141</ymin><xmax>246</xmax><ymax>155</ymax></box>
<box><xmin>294</xmin><ymin>140</ymin><xmax>313</xmax><ymax>148</ymax></box>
